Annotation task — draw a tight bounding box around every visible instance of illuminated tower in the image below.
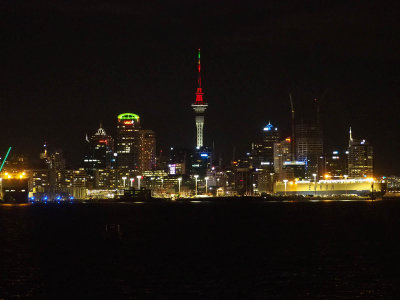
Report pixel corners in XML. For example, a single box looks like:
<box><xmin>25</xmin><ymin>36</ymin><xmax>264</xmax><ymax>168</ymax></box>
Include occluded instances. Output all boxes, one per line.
<box><xmin>116</xmin><ymin>113</ymin><xmax>141</xmax><ymax>171</ymax></box>
<box><xmin>191</xmin><ymin>49</ymin><xmax>208</xmax><ymax>149</ymax></box>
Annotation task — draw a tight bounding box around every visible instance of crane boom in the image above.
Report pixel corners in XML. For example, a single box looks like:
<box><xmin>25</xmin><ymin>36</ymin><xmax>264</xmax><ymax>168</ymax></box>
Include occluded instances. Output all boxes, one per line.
<box><xmin>0</xmin><ymin>147</ymin><xmax>12</xmax><ymax>172</ymax></box>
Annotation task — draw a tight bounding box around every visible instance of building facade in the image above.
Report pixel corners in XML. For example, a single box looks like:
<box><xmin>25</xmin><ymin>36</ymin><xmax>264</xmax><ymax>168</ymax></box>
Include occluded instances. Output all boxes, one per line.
<box><xmin>348</xmin><ymin>128</ymin><xmax>373</xmax><ymax>178</ymax></box>
<box><xmin>295</xmin><ymin>122</ymin><xmax>323</xmax><ymax>178</ymax></box>
<box><xmin>115</xmin><ymin>113</ymin><xmax>141</xmax><ymax>172</ymax></box>
<box><xmin>83</xmin><ymin>125</ymin><xmax>114</xmax><ymax>173</ymax></box>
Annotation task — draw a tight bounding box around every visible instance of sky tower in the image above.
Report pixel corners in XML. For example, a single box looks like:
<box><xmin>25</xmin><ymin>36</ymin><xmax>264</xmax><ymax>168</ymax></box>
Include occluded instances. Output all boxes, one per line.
<box><xmin>191</xmin><ymin>48</ymin><xmax>208</xmax><ymax>149</ymax></box>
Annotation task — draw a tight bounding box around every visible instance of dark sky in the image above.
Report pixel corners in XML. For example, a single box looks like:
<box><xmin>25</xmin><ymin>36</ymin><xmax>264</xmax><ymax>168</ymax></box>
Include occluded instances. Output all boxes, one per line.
<box><xmin>1</xmin><ymin>0</ymin><xmax>400</xmax><ymax>175</ymax></box>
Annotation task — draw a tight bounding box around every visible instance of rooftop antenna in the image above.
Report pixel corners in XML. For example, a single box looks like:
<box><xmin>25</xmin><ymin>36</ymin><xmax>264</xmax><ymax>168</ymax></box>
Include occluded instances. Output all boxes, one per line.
<box><xmin>349</xmin><ymin>126</ymin><xmax>353</xmax><ymax>147</ymax></box>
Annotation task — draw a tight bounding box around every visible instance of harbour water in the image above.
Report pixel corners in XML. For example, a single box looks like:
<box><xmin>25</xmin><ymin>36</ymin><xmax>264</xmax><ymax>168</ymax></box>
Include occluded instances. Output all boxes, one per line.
<box><xmin>1</xmin><ymin>200</ymin><xmax>400</xmax><ymax>298</ymax></box>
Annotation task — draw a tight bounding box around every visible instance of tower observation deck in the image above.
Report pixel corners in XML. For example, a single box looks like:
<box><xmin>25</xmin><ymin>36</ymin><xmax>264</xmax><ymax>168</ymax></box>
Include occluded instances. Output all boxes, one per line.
<box><xmin>191</xmin><ymin>49</ymin><xmax>208</xmax><ymax>149</ymax></box>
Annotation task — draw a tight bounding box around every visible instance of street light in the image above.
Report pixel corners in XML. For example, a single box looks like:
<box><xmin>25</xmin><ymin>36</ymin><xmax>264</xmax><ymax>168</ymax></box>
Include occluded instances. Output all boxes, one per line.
<box><xmin>130</xmin><ymin>178</ymin><xmax>134</xmax><ymax>187</ymax></box>
<box><xmin>161</xmin><ymin>178</ymin><xmax>164</xmax><ymax>189</ymax></box>
<box><xmin>178</xmin><ymin>177</ymin><xmax>182</xmax><ymax>194</ymax></box>
<box><xmin>312</xmin><ymin>173</ymin><xmax>317</xmax><ymax>196</ymax></box>
<box><xmin>194</xmin><ymin>175</ymin><xmax>199</xmax><ymax>196</ymax></box>
<box><xmin>122</xmin><ymin>176</ymin><xmax>127</xmax><ymax>188</ymax></box>
<box><xmin>137</xmin><ymin>175</ymin><xmax>141</xmax><ymax>189</ymax></box>
<box><xmin>283</xmin><ymin>179</ymin><xmax>288</xmax><ymax>196</ymax></box>
<box><xmin>205</xmin><ymin>177</ymin><xmax>209</xmax><ymax>194</ymax></box>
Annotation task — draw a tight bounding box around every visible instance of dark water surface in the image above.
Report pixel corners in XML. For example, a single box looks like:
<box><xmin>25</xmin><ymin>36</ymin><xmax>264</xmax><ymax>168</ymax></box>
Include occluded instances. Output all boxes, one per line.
<box><xmin>1</xmin><ymin>200</ymin><xmax>400</xmax><ymax>299</ymax></box>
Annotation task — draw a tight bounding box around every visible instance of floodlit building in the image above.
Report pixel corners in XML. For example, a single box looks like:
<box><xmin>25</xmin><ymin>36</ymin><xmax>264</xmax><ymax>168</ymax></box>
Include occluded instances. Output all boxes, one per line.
<box><xmin>274</xmin><ymin>178</ymin><xmax>382</xmax><ymax>196</ymax></box>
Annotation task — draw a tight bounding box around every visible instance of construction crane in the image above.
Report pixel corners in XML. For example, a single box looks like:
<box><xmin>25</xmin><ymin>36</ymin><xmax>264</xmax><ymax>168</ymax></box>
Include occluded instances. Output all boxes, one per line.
<box><xmin>0</xmin><ymin>147</ymin><xmax>12</xmax><ymax>172</ymax></box>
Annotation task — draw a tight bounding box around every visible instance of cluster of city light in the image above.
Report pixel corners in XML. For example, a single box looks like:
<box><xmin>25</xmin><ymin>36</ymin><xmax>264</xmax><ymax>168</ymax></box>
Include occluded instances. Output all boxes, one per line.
<box><xmin>1</xmin><ymin>171</ymin><xmax>27</xmax><ymax>179</ymax></box>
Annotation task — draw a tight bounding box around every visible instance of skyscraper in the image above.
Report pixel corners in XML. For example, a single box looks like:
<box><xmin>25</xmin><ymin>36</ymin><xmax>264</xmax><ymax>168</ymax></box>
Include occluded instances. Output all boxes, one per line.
<box><xmin>191</xmin><ymin>49</ymin><xmax>208</xmax><ymax>149</ymax></box>
<box><xmin>83</xmin><ymin>125</ymin><xmax>114</xmax><ymax>173</ymax></box>
<box><xmin>139</xmin><ymin>129</ymin><xmax>156</xmax><ymax>172</ymax></box>
<box><xmin>348</xmin><ymin>128</ymin><xmax>373</xmax><ymax>178</ymax></box>
<box><xmin>115</xmin><ymin>113</ymin><xmax>141</xmax><ymax>171</ymax></box>
<box><xmin>273</xmin><ymin>137</ymin><xmax>292</xmax><ymax>175</ymax></box>
<box><xmin>295</xmin><ymin>122</ymin><xmax>323</xmax><ymax>178</ymax></box>
<box><xmin>251</xmin><ymin>121</ymin><xmax>280</xmax><ymax>170</ymax></box>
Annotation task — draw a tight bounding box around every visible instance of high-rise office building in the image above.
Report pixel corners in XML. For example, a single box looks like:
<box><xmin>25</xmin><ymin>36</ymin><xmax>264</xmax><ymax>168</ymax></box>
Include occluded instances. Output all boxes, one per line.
<box><xmin>251</xmin><ymin>122</ymin><xmax>280</xmax><ymax>170</ymax></box>
<box><xmin>116</xmin><ymin>113</ymin><xmax>141</xmax><ymax>171</ymax></box>
<box><xmin>83</xmin><ymin>125</ymin><xmax>114</xmax><ymax>173</ymax></box>
<box><xmin>295</xmin><ymin>122</ymin><xmax>323</xmax><ymax>178</ymax></box>
<box><xmin>115</xmin><ymin>113</ymin><xmax>156</xmax><ymax>174</ymax></box>
<box><xmin>191</xmin><ymin>49</ymin><xmax>208</xmax><ymax>149</ymax></box>
<box><xmin>273</xmin><ymin>137</ymin><xmax>292</xmax><ymax>175</ymax></box>
<box><xmin>348</xmin><ymin>128</ymin><xmax>373</xmax><ymax>178</ymax></box>
<box><xmin>139</xmin><ymin>129</ymin><xmax>156</xmax><ymax>172</ymax></box>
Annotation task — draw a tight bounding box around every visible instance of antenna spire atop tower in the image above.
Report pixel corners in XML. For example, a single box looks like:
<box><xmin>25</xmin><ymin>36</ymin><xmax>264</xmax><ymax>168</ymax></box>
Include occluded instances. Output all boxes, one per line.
<box><xmin>349</xmin><ymin>126</ymin><xmax>353</xmax><ymax>146</ymax></box>
<box><xmin>194</xmin><ymin>48</ymin><xmax>204</xmax><ymax>104</ymax></box>
<box><xmin>198</xmin><ymin>48</ymin><xmax>201</xmax><ymax>88</ymax></box>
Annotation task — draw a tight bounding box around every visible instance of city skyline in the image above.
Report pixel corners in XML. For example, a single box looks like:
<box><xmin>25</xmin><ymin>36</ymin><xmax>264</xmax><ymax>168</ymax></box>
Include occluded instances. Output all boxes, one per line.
<box><xmin>1</xmin><ymin>1</ymin><xmax>400</xmax><ymax>175</ymax></box>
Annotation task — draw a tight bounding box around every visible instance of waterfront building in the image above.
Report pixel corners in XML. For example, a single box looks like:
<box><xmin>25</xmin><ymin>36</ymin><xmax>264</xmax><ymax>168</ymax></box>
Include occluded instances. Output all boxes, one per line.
<box><xmin>348</xmin><ymin>128</ymin><xmax>373</xmax><ymax>178</ymax></box>
<box><xmin>83</xmin><ymin>125</ymin><xmax>114</xmax><ymax>173</ymax></box>
<box><xmin>30</xmin><ymin>169</ymin><xmax>50</xmax><ymax>193</ymax></box>
<box><xmin>93</xmin><ymin>168</ymin><xmax>117</xmax><ymax>189</ymax></box>
<box><xmin>191</xmin><ymin>49</ymin><xmax>208</xmax><ymax>149</ymax></box>
<box><xmin>55</xmin><ymin>169</ymin><xmax>88</xmax><ymax>199</ymax></box>
<box><xmin>274</xmin><ymin>178</ymin><xmax>382</xmax><ymax>196</ymax></box>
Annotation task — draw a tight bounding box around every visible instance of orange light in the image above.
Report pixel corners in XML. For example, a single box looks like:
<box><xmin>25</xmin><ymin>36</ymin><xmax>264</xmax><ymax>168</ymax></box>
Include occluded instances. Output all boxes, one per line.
<box><xmin>285</xmin><ymin>137</ymin><xmax>291</xmax><ymax>142</ymax></box>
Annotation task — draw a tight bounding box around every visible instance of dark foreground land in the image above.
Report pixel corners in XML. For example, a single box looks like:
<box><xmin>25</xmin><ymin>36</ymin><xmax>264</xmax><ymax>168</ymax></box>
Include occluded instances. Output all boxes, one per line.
<box><xmin>1</xmin><ymin>200</ymin><xmax>400</xmax><ymax>298</ymax></box>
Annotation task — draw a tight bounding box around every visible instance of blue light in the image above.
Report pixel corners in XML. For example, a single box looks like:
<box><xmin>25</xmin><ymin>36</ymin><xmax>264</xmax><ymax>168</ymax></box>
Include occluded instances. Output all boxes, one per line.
<box><xmin>56</xmin><ymin>196</ymin><xmax>61</xmax><ymax>200</ymax></box>
<box><xmin>43</xmin><ymin>196</ymin><xmax>48</xmax><ymax>200</ymax></box>
<box><xmin>263</xmin><ymin>122</ymin><xmax>274</xmax><ymax>131</ymax></box>
<box><xmin>200</xmin><ymin>153</ymin><xmax>208</xmax><ymax>157</ymax></box>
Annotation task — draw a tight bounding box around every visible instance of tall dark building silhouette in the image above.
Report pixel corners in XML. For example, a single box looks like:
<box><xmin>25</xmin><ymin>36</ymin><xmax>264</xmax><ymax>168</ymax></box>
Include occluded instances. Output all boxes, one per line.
<box><xmin>83</xmin><ymin>125</ymin><xmax>114</xmax><ymax>173</ymax></box>
<box><xmin>295</xmin><ymin>99</ymin><xmax>323</xmax><ymax>178</ymax></box>
<box><xmin>295</xmin><ymin>122</ymin><xmax>323</xmax><ymax>178</ymax></box>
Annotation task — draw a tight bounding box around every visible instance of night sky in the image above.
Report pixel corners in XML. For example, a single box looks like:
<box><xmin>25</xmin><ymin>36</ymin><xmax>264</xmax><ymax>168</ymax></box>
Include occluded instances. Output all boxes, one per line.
<box><xmin>1</xmin><ymin>0</ymin><xmax>400</xmax><ymax>175</ymax></box>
